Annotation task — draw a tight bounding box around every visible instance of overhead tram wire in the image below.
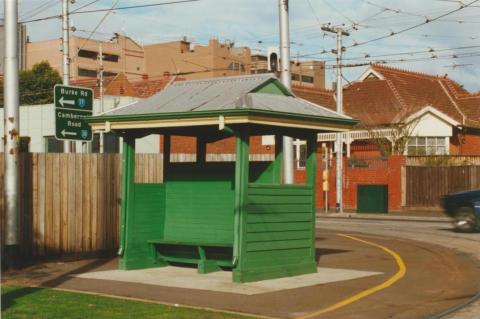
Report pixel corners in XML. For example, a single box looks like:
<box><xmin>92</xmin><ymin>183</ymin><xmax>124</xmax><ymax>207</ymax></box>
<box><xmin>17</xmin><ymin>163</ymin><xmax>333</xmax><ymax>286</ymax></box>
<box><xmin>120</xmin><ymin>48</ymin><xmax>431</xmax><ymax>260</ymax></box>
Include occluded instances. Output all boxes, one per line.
<box><xmin>71</xmin><ymin>0</ymin><xmax>101</xmax><ymax>14</ymax></box>
<box><xmin>299</xmin><ymin>0</ymin><xmax>480</xmax><ymax>58</ymax></box>
<box><xmin>20</xmin><ymin>0</ymin><xmax>57</xmax><ymax>21</ymax></box>
<box><xmin>71</xmin><ymin>0</ymin><xmax>121</xmax><ymax>63</ymax></box>
<box><xmin>20</xmin><ymin>0</ymin><xmax>201</xmax><ymax>24</ymax></box>
<box><xmin>346</xmin><ymin>0</ymin><xmax>480</xmax><ymax>49</ymax></box>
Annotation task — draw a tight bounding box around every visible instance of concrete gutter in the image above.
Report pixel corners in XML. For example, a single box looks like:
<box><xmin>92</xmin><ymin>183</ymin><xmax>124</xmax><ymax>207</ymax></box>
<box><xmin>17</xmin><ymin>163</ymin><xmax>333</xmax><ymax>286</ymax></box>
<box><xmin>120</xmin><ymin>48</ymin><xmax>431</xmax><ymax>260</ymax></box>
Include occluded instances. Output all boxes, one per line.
<box><xmin>317</xmin><ymin>212</ymin><xmax>453</xmax><ymax>223</ymax></box>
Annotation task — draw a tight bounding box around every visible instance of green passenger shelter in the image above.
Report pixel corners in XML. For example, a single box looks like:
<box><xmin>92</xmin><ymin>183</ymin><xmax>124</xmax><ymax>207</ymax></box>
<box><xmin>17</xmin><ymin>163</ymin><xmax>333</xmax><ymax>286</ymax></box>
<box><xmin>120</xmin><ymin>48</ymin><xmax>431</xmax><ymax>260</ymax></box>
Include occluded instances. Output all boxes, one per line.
<box><xmin>87</xmin><ymin>74</ymin><xmax>357</xmax><ymax>283</ymax></box>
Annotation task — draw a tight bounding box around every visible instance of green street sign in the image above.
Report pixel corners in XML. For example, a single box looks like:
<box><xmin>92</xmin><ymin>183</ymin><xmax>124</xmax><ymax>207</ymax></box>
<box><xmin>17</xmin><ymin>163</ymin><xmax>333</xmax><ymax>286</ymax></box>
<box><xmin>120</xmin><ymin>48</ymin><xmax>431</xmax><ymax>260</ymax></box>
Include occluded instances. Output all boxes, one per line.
<box><xmin>54</xmin><ymin>84</ymin><xmax>93</xmax><ymax>111</ymax></box>
<box><xmin>54</xmin><ymin>84</ymin><xmax>93</xmax><ymax>141</ymax></box>
<box><xmin>56</xmin><ymin>109</ymin><xmax>93</xmax><ymax>141</ymax></box>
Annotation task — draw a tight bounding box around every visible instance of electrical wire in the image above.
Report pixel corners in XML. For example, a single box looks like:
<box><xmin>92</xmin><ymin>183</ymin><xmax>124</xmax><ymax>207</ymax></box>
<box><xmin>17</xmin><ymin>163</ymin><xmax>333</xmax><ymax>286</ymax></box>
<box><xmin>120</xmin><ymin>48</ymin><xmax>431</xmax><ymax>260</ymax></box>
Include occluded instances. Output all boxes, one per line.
<box><xmin>71</xmin><ymin>0</ymin><xmax>121</xmax><ymax>62</ymax></box>
<box><xmin>71</xmin><ymin>0</ymin><xmax>101</xmax><ymax>14</ymax></box>
<box><xmin>20</xmin><ymin>0</ymin><xmax>201</xmax><ymax>24</ymax></box>
<box><xmin>347</xmin><ymin>0</ymin><xmax>480</xmax><ymax>49</ymax></box>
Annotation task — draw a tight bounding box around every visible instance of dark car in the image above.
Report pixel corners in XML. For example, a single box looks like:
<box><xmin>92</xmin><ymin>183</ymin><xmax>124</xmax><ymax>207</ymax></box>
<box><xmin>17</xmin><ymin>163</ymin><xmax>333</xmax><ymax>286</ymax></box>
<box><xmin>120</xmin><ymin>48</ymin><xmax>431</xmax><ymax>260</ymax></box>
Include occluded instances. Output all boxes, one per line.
<box><xmin>441</xmin><ymin>189</ymin><xmax>480</xmax><ymax>232</ymax></box>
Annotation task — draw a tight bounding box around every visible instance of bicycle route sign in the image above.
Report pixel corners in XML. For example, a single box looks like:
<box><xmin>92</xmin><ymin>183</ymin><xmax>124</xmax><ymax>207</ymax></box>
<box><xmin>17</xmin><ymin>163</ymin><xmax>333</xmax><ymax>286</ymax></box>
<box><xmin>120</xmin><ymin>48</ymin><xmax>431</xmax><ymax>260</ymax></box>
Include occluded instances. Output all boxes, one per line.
<box><xmin>54</xmin><ymin>84</ymin><xmax>94</xmax><ymax>141</ymax></box>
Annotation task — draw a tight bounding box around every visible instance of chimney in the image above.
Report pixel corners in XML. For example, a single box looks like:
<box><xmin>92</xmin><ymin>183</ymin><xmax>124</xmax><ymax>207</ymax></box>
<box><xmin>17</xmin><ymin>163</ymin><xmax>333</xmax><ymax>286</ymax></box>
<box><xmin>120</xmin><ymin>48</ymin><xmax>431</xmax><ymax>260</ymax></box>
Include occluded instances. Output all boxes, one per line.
<box><xmin>332</xmin><ymin>81</ymin><xmax>337</xmax><ymax>91</ymax></box>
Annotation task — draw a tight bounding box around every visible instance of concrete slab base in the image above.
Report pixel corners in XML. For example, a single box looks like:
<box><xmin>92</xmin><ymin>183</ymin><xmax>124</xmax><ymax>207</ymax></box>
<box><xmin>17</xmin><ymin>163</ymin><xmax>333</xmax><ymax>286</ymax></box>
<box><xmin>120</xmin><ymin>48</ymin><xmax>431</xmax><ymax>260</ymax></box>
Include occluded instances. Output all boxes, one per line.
<box><xmin>75</xmin><ymin>266</ymin><xmax>382</xmax><ymax>295</ymax></box>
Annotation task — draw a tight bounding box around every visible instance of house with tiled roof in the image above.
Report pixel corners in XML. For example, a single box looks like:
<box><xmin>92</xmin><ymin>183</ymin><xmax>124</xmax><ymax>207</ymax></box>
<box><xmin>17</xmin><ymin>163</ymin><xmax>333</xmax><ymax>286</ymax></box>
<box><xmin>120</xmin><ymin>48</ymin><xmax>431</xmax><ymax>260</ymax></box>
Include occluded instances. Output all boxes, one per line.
<box><xmin>72</xmin><ymin>73</ymin><xmax>174</xmax><ymax>99</ymax></box>
<box><xmin>293</xmin><ymin>64</ymin><xmax>480</xmax><ymax>156</ymax></box>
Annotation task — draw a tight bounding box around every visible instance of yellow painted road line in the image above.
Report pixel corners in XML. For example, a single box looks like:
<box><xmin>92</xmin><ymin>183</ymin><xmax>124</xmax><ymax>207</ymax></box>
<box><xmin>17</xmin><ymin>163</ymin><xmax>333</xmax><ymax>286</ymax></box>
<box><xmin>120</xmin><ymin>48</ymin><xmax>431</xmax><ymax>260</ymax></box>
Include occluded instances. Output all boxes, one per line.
<box><xmin>296</xmin><ymin>233</ymin><xmax>407</xmax><ymax>319</ymax></box>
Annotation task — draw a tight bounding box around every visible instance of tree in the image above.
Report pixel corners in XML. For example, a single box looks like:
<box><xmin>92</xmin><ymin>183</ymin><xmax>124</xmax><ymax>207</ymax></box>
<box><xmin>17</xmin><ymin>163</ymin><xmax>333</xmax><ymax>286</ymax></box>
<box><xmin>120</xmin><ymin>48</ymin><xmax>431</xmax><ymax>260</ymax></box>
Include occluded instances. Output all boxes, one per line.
<box><xmin>363</xmin><ymin>118</ymin><xmax>420</xmax><ymax>156</ymax></box>
<box><xmin>0</xmin><ymin>61</ymin><xmax>62</xmax><ymax>107</ymax></box>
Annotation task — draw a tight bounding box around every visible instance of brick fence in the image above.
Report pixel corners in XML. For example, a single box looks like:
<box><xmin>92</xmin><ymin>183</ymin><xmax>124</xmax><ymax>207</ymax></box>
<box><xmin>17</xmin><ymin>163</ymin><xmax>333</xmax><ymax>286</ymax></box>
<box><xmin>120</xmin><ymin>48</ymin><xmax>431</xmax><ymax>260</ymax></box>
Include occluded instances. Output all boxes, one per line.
<box><xmin>296</xmin><ymin>155</ymin><xmax>406</xmax><ymax>212</ymax></box>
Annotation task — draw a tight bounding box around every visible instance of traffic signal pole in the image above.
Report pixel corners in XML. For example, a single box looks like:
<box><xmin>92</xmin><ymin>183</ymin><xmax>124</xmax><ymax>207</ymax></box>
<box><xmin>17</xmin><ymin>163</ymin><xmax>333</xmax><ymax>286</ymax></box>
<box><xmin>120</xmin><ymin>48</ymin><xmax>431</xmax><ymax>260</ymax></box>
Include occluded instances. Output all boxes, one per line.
<box><xmin>278</xmin><ymin>0</ymin><xmax>294</xmax><ymax>184</ymax></box>
<box><xmin>3</xmin><ymin>0</ymin><xmax>20</xmax><ymax>266</ymax></box>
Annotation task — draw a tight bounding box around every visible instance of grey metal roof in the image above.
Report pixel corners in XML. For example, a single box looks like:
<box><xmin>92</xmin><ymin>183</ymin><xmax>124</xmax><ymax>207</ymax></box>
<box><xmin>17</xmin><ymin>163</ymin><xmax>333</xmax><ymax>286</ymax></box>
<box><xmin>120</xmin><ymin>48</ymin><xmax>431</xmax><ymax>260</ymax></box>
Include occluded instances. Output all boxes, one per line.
<box><xmin>101</xmin><ymin>73</ymin><xmax>351</xmax><ymax>120</ymax></box>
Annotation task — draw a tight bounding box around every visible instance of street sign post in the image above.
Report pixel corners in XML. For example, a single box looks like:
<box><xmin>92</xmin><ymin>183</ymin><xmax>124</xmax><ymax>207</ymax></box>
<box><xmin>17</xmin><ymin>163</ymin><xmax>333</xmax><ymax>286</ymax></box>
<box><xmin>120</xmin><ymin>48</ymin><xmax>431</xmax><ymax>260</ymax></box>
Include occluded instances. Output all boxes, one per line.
<box><xmin>54</xmin><ymin>84</ymin><xmax>94</xmax><ymax>141</ymax></box>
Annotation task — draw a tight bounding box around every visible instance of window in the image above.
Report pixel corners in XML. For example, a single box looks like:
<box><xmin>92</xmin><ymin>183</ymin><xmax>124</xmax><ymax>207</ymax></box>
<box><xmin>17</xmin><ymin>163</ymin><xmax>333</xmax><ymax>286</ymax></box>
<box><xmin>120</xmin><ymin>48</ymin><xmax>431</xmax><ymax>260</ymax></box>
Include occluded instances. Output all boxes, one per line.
<box><xmin>91</xmin><ymin>132</ymin><xmax>120</xmax><ymax>153</ymax></box>
<box><xmin>294</xmin><ymin>139</ymin><xmax>307</xmax><ymax>169</ymax></box>
<box><xmin>301</xmin><ymin>75</ymin><xmax>314</xmax><ymax>83</ymax></box>
<box><xmin>44</xmin><ymin>136</ymin><xmax>64</xmax><ymax>153</ymax></box>
<box><xmin>103</xmin><ymin>71</ymin><xmax>117</xmax><ymax>77</ymax></box>
<box><xmin>78</xmin><ymin>68</ymin><xmax>97</xmax><ymax>77</ymax></box>
<box><xmin>78</xmin><ymin>49</ymin><xmax>97</xmax><ymax>60</ymax></box>
<box><xmin>228</xmin><ymin>62</ymin><xmax>245</xmax><ymax>72</ymax></box>
<box><xmin>19</xmin><ymin>136</ymin><xmax>31</xmax><ymax>153</ymax></box>
<box><xmin>103</xmin><ymin>53</ymin><xmax>119</xmax><ymax>62</ymax></box>
<box><xmin>407</xmin><ymin>137</ymin><xmax>447</xmax><ymax>155</ymax></box>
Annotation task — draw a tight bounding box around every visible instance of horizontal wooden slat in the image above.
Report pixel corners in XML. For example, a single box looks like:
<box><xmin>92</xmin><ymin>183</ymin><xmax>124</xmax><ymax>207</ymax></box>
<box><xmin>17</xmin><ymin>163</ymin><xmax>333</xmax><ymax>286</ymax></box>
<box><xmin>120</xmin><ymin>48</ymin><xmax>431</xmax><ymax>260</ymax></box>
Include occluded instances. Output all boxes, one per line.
<box><xmin>247</xmin><ymin>222</ymin><xmax>312</xmax><ymax>233</ymax></box>
<box><xmin>246</xmin><ymin>239</ymin><xmax>312</xmax><ymax>252</ymax></box>
<box><xmin>248</xmin><ymin>196</ymin><xmax>312</xmax><ymax>205</ymax></box>
<box><xmin>247</xmin><ymin>213</ymin><xmax>312</xmax><ymax>224</ymax></box>
<box><xmin>246</xmin><ymin>230</ymin><xmax>312</xmax><ymax>242</ymax></box>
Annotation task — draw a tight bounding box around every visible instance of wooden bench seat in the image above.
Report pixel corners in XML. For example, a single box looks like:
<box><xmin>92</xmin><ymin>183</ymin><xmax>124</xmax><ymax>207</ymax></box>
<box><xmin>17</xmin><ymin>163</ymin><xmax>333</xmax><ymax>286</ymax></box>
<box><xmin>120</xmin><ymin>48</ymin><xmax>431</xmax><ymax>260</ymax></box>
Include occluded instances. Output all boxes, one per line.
<box><xmin>147</xmin><ymin>239</ymin><xmax>233</xmax><ymax>274</ymax></box>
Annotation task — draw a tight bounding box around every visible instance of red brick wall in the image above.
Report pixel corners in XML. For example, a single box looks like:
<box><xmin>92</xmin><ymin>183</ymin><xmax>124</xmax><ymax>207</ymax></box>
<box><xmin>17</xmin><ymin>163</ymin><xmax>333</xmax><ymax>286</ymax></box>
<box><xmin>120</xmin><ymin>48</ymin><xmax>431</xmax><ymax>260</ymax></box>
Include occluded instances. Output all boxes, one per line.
<box><xmin>446</xmin><ymin>129</ymin><xmax>480</xmax><ymax>155</ymax></box>
<box><xmin>161</xmin><ymin>135</ymin><xmax>274</xmax><ymax>154</ymax></box>
<box><xmin>296</xmin><ymin>155</ymin><xmax>406</xmax><ymax>212</ymax></box>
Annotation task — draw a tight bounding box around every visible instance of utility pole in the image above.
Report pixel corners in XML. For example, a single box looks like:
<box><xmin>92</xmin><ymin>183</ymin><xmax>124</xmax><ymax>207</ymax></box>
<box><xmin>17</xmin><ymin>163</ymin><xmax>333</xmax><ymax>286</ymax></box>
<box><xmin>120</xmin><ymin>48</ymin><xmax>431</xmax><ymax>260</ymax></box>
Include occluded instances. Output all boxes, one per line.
<box><xmin>278</xmin><ymin>0</ymin><xmax>294</xmax><ymax>184</ymax></box>
<box><xmin>321</xmin><ymin>25</ymin><xmax>349</xmax><ymax>213</ymax></box>
<box><xmin>98</xmin><ymin>42</ymin><xmax>104</xmax><ymax>153</ymax></box>
<box><xmin>62</xmin><ymin>0</ymin><xmax>72</xmax><ymax>153</ymax></box>
<box><xmin>4</xmin><ymin>0</ymin><xmax>20</xmax><ymax>266</ymax></box>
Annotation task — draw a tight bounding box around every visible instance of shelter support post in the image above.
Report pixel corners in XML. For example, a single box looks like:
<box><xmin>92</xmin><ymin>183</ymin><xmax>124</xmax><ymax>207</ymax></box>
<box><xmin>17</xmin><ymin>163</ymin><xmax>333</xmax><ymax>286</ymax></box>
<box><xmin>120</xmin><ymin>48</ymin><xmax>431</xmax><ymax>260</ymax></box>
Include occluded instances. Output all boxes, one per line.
<box><xmin>306</xmin><ymin>133</ymin><xmax>317</xmax><ymax>261</ymax></box>
<box><xmin>233</xmin><ymin>127</ymin><xmax>249</xmax><ymax>280</ymax></box>
<box><xmin>119</xmin><ymin>136</ymin><xmax>135</xmax><ymax>264</ymax></box>
<box><xmin>273</xmin><ymin>134</ymin><xmax>283</xmax><ymax>184</ymax></box>
<box><xmin>163</xmin><ymin>134</ymin><xmax>170</xmax><ymax>180</ymax></box>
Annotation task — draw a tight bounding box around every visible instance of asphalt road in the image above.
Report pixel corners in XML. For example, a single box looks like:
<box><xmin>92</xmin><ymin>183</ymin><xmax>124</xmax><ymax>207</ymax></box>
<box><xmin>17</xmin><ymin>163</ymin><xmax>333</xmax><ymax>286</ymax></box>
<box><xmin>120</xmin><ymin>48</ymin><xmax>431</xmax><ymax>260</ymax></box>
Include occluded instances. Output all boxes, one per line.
<box><xmin>317</xmin><ymin>217</ymin><xmax>480</xmax><ymax>319</ymax></box>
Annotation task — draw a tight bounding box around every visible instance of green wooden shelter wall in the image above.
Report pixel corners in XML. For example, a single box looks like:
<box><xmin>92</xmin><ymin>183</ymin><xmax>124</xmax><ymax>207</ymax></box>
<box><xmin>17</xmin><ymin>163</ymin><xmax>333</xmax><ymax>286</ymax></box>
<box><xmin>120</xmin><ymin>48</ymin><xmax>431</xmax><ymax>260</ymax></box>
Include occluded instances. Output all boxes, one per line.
<box><xmin>164</xmin><ymin>163</ymin><xmax>235</xmax><ymax>244</ymax></box>
<box><xmin>233</xmin><ymin>184</ymin><xmax>316</xmax><ymax>282</ymax></box>
<box><xmin>119</xmin><ymin>183</ymin><xmax>166</xmax><ymax>270</ymax></box>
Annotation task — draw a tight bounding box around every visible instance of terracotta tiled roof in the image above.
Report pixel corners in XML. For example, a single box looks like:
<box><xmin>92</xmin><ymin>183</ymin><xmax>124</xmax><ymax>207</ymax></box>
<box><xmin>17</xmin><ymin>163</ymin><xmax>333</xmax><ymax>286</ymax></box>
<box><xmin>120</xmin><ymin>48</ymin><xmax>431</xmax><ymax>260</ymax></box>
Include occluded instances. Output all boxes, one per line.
<box><xmin>294</xmin><ymin>64</ymin><xmax>480</xmax><ymax>129</ymax></box>
<box><xmin>71</xmin><ymin>73</ymin><xmax>176</xmax><ymax>99</ymax></box>
<box><xmin>130</xmin><ymin>76</ymin><xmax>172</xmax><ymax>98</ymax></box>
<box><xmin>292</xmin><ymin>85</ymin><xmax>336</xmax><ymax>110</ymax></box>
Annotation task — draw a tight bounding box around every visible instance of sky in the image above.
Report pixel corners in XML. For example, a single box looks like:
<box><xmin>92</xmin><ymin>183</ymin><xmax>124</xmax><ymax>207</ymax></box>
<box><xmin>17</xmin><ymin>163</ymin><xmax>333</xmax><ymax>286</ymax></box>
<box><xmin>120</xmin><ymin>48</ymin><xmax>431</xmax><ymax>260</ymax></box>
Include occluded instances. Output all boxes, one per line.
<box><xmin>8</xmin><ymin>0</ymin><xmax>480</xmax><ymax>91</ymax></box>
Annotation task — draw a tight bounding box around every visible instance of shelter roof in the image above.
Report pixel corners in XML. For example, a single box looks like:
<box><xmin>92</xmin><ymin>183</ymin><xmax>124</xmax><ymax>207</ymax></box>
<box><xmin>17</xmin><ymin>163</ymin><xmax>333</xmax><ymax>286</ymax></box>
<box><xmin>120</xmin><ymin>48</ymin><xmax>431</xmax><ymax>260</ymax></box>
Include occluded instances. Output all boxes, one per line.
<box><xmin>88</xmin><ymin>74</ymin><xmax>356</xmax><ymax>132</ymax></box>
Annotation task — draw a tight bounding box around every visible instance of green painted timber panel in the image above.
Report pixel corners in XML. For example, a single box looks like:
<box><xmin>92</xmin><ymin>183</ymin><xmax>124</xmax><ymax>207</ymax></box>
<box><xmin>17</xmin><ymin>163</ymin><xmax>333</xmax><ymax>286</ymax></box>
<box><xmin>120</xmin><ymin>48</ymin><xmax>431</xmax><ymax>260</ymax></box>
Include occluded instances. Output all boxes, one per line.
<box><xmin>164</xmin><ymin>163</ymin><xmax>235</xmax><ymax>244</ymax></box>
<box><xmin>120</xmin><ymin>183</ymin><xmax>166</xmax><ymax>270</ymax></box>
<box><xmin>233</xmin><ymin>184</ymin><xmax>317</xmax><ymax>282</ymax></box>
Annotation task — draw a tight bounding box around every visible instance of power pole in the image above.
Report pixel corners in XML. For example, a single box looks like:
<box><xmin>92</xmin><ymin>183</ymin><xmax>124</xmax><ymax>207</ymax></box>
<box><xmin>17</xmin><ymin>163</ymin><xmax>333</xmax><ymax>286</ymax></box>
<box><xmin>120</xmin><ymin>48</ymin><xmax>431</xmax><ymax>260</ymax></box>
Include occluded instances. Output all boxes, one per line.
<box><xmin>4</xmin><ymin>0</ymin><xmax>20</xmax><ymax>266</ymax></box>
<box><xmin>321</xmin><ymin>25</ymin><xmax>349</xmax><ymax>213</ymax></box>
<box><xmin>278</xmin><ymin>0</ymin><xmax>294</xmax><ymax>184</ymax></box>
<box><xmin>98</xmin><ymin>42</ymin><xmax>104</xmax><ymax>153</ymax></box>
<box><xmin>62</xmin><ymin>0</ymin><xmax>72</xmax><ymax>153</ymax></box>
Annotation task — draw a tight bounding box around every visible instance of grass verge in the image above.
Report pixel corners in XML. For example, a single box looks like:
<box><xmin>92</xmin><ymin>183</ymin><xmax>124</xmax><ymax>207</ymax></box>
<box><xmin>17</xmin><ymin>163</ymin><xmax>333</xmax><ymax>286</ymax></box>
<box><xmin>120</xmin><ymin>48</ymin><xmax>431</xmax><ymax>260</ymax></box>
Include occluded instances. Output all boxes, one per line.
<box><xmin>1</xmin><ymin>285</ymin><xmax>254</xmax><ymax>319</ymax></box>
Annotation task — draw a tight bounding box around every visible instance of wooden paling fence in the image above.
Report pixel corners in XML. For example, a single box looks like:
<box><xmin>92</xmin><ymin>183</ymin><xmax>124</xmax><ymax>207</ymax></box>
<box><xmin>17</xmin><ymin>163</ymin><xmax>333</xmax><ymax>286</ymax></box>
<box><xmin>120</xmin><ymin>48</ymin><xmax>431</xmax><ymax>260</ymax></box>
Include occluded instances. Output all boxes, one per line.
<box><xmin>406</xmin><ymin>165</ymin><xmax>480</xmax><ymax>207</ymax></box>
<box><xmin>0</xmin><ymin>153</ymin><xmax>162</xmax><ymax>259</ymax></box>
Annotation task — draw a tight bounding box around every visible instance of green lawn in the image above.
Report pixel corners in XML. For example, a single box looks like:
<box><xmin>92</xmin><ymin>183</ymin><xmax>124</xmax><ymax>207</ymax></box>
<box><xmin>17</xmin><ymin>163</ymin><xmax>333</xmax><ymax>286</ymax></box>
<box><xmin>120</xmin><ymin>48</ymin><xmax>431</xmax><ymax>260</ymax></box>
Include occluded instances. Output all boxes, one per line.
<box><xmin>1</xmin><ymin>285</ymin><xmax>253</xmax><ymax>319</ymax></box>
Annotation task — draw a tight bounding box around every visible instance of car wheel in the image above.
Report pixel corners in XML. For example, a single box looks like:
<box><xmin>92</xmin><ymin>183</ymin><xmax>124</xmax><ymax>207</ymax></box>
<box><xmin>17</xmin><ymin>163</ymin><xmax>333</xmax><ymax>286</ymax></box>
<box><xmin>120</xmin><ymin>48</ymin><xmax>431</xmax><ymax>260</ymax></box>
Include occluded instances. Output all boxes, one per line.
<box><xmin>453</xmin><ymin>207</ymin><xmax>479</xmax><ymax>232</ymax></box>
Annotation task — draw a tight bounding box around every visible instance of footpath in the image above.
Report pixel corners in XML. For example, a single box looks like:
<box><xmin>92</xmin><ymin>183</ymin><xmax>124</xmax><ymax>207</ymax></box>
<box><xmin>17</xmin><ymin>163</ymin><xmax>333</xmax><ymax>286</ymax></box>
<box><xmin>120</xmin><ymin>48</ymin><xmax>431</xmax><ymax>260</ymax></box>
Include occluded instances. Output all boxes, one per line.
<box><xmin>317</xmin><ymin>209</ymin><xmax>452</xmax><ymax>223</ymax></box>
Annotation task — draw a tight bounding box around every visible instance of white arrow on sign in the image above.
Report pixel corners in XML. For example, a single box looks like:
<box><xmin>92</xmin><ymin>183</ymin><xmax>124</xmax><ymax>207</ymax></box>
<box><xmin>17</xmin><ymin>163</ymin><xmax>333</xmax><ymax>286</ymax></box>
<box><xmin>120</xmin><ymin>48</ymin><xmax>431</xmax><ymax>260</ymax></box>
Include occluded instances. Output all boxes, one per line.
<box><xmin>61</xmin><ymin>129</ymin><xmax>77</xmax><ymax>137</ymax></box>
<box><xmin>59</xmin><ymin>96</ymin><xmax>75</xmax><ymax>107</ymax></box>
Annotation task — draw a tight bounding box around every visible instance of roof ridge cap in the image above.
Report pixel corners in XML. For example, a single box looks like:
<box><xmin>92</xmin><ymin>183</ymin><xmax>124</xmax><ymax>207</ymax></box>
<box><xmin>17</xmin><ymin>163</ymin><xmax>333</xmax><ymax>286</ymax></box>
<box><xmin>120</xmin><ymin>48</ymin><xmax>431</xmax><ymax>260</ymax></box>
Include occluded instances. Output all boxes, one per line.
<box><xmin>373</xmin><ymin>64</ymin><xmax>444</xmax><ymax>80</ymax></box>
<box><xmin>437</xmin><ymin>79</ymin><xmax>466</xmax><ymax>125</ymax></box>
<box><xmin>172</xmin><ymin>73</ymin><xmax>275</xmax><ymax>86</ymax></box>
<box><xmin>385</xmin><ymin>79</ymin><xmax>408</xmax><ymax>112</ymax></box>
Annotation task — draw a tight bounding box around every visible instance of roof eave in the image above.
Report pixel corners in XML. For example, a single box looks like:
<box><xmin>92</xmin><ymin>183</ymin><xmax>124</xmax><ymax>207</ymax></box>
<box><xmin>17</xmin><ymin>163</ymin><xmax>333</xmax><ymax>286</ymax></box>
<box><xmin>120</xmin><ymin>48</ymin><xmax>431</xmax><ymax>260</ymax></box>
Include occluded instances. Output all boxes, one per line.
<box><xmin>86</xmin><ymin>109</ymin><xmax>358</xmax><ymax>132</ymax></box>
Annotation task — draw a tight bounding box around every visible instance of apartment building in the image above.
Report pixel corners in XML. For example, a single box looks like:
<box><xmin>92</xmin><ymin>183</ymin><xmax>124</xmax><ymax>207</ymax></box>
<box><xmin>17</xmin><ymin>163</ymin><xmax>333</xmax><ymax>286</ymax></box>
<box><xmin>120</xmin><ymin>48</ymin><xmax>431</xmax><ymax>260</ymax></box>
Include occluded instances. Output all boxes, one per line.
<box><xmin>144</xmin><ymin>38</ymin><xmax>251</xmax><ymax>80</ymax></box>
<box><xmin>251</xmin><ymin>47</ymin><xmax>325</xmax><ymax>89</ymax></box>
<box><xmin>26</xmin><ymin>34</ymin><xmax>145</xmax><ymax>81</ymax></box>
